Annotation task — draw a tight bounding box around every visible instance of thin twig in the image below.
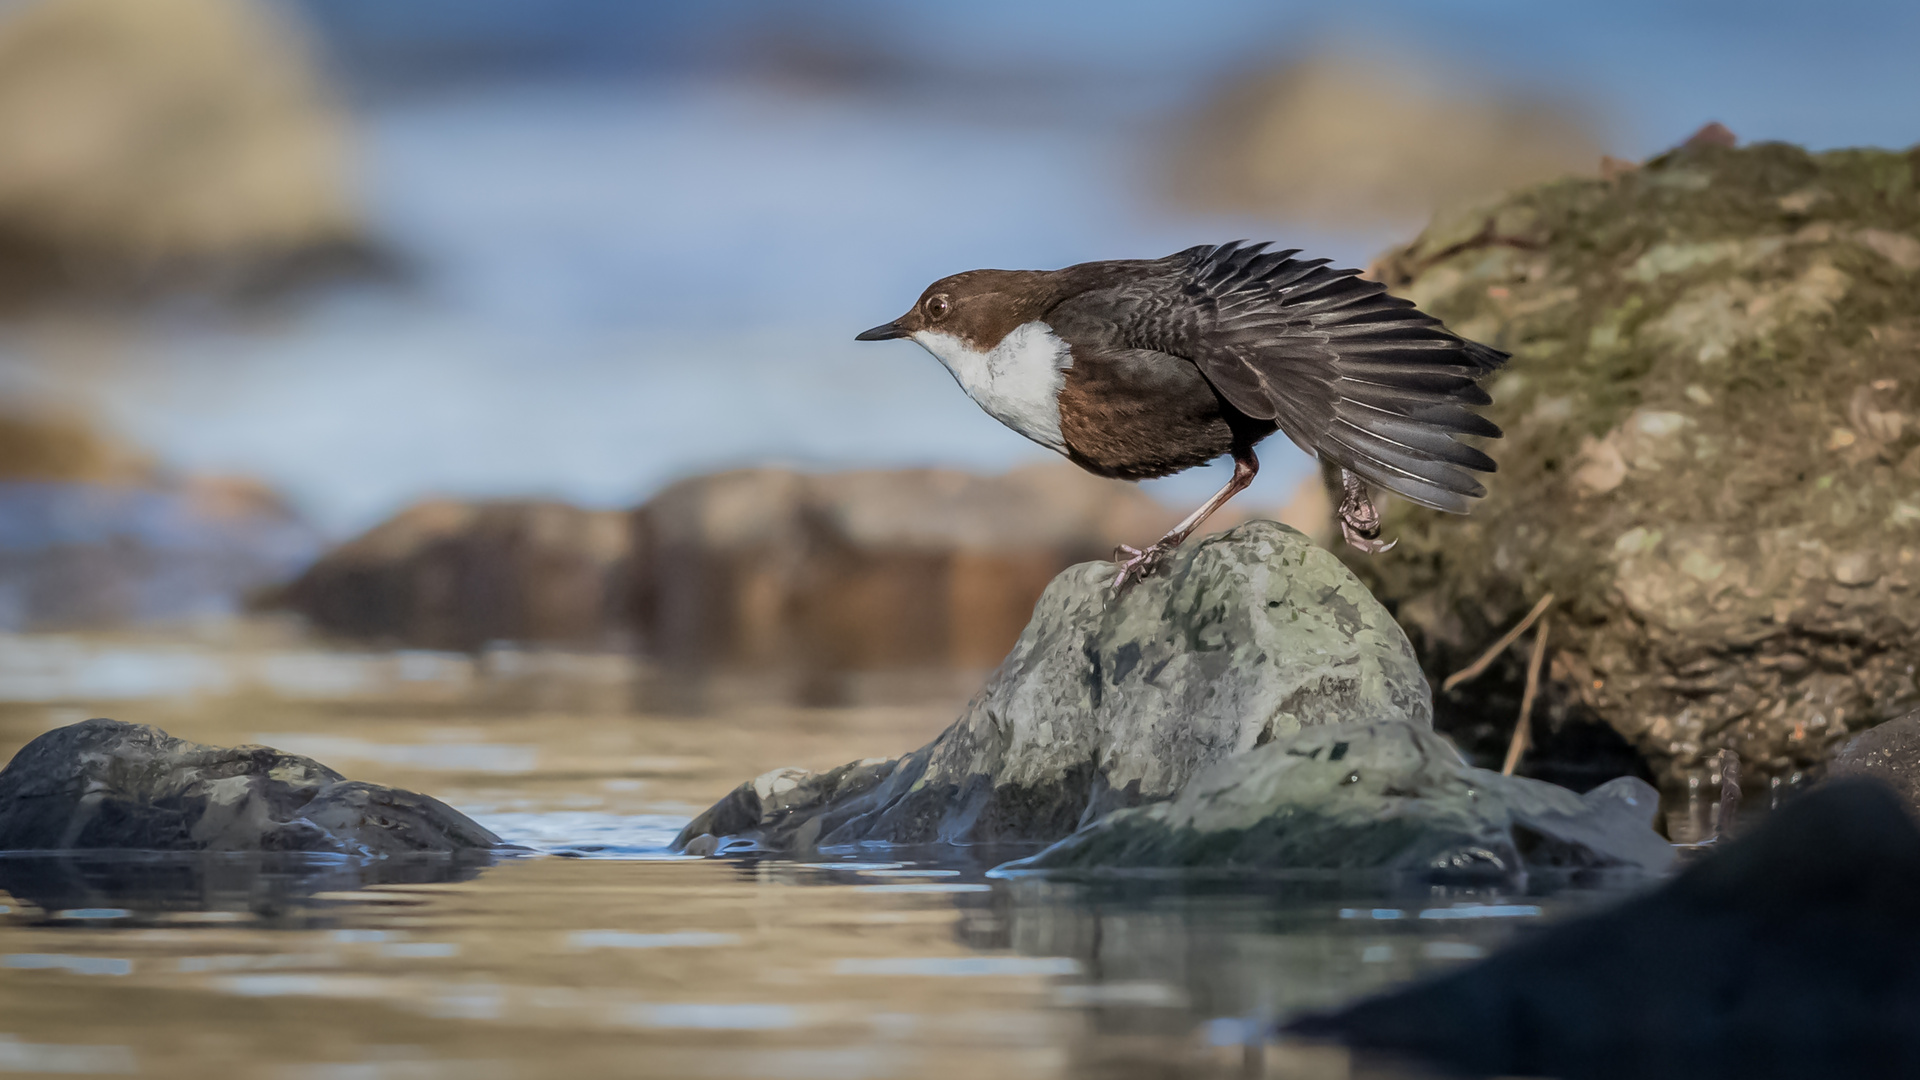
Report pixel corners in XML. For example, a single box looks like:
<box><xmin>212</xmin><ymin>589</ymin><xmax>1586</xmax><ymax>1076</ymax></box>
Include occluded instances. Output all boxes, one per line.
<box><xmin>1442</xmin><ymin>592</ymin><xmax>1556</xmax><ymax>692</ymax></box>
<box><xmin>1501</xmin><ymin>614</ymin><xmax>1550</xmax><ymax>777</ymax></box>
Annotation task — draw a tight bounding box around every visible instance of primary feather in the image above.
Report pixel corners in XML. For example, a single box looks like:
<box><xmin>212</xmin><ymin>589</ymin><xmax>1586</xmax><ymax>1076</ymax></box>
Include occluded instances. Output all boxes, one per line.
<box><xmin>1067</xmin><ymin>241</ymin><xmax>1506</xmax><ymax>513</ymax></box>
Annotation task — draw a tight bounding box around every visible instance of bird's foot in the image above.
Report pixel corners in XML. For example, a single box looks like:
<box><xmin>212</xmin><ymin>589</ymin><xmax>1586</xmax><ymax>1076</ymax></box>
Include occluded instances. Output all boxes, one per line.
<box><xmin>1339</xmin><ymin>517</ymin><xmax>1398</xmax><ymax>555</ymax></box>
<box><xmin>1110</xmin><ymin>541</ymin><xmax>1174</xmax><ymax>591</ymax></box>
<box><xmin>1337</xmin><ymin>473</ymin><xmax>1396</xmax><ymax>555</ymax></box>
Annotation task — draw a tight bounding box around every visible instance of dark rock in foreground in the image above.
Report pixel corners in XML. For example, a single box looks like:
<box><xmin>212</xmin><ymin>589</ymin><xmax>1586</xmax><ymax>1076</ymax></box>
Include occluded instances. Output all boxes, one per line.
<box><xmin>1829</xmin><ymin>710</ymin><xmax>1920</xmax><ymax>817</ymax></box>
<box><xmin>675</xmin><ymin>522</ymin><xmax>1432</xmax><ymax>853</ymax></box>
<box><xmin>1287</xmin><ymin>779</ymin><xmax>1920</xmax><ymax>1079</ymax></box>
<box><xmin>998</xmin><ymin>721</ymin><xmax>1672</xmax><ymax>881</ymax></box>
<box><xmin>0</xmin><ymin>719</ymin><xmax>503</xmax><ymax>856</ymax></box>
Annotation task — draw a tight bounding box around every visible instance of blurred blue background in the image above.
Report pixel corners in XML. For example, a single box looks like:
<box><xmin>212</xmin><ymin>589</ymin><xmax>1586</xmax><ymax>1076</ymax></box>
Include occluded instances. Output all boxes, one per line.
<box><xmin>0</xmin><ymin>0</ymin><xmax>1914</xmax><ymax>586</ymax></box>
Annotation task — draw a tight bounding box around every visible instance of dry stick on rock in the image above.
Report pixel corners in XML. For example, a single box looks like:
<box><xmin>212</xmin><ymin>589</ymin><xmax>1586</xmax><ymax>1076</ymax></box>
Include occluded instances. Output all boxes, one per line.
<box><xmin>1441</xmin><ymin>593</ymin><xmax>1556</xmax><ymax>693</ymax></box>
<box><xmin>1501</xmin><ymin>614</ymin><xmax>1551</xmax><ymax>777</ymax></box>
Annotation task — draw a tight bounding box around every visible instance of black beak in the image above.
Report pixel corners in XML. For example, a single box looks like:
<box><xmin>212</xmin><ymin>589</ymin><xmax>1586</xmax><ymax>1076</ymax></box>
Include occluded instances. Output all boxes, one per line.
<box><xmin>855</xmin><ymin>321</ymin><xmax>907</xmax><ymax>342</ymax></box>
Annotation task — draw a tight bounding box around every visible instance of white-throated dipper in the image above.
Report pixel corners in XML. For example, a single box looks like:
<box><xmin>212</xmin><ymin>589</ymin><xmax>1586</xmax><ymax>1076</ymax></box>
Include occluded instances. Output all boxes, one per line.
<box><xmin>856</xmin><ymin>241</ymin><xmax>1505</xmax><ymax>587</ymax></box>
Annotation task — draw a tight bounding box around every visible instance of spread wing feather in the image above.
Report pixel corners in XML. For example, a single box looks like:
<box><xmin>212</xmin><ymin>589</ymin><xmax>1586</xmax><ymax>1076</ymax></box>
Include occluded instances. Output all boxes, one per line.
<box><xmin>1079</xmin><ymin>240</ymin><xmax>1507</xmax><ymax>514</ymax></box>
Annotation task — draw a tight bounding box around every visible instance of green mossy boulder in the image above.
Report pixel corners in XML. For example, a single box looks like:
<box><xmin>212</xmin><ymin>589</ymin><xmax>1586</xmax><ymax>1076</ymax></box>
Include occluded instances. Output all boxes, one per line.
<box><xmin>1359</xmin><ymin>141</ymin><xmax>1920</xmax><ymax>788</ymax></box>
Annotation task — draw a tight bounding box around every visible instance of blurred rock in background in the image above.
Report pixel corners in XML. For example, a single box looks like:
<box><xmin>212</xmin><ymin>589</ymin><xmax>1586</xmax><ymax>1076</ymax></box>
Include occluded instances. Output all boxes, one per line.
<box><xmin>263</xmin><ymin>462</ymin><xmax>1333</xmax><ymax>703</ymax></box>
<box><xmin>270</xmin><ymin>500</ymin><xmax>630</xmax><ymax>652</ymax></box>
<box><xmin>0</xmin><ymin>407</ymin><xmax>320</xmax><ymax>629</ymax></box>
<box><xmin>1354</xmin><ymin>137</ymin><xmax>1920</xmax><ymax>794</ymax></box>
<box><xmin>1164</xmin><ymin>52</ymin><xmax>1604</xmax><ymax>228</ymax></box>
<box><xmin>629</xmin><ymin>465</ymin><xmax>1173</xmax><ymax>692</ymax></box>
<box><xmin>0</xmin><ymin>0</ymin><xmax>367</xmax><ymax>304</ymax></box>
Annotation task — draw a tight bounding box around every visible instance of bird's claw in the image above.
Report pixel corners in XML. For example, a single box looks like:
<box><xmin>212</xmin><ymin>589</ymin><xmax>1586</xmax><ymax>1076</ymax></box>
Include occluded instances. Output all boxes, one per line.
<box><xmin>1339</xmin><ymin>519</ymin><xmax>1398</xmax><ymax>554</ymax></box>
<box><xmin>1110</xmin><ymin>542</ymin><xmax>1172</xmax><ymax>591</ymax></box>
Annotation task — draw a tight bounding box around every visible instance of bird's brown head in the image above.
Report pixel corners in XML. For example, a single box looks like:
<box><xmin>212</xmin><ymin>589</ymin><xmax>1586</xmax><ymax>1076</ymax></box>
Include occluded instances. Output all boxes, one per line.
<box><xmin>855</xmin><ymin>269</ymin><xmax>1055</xmax><ymax>351</ymax></box>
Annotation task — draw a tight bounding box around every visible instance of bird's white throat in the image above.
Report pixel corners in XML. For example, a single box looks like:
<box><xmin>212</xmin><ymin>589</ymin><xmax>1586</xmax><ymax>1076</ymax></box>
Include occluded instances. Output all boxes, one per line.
<box><xmin>912</xmin><ymin>321</ymin><xmax>1072</xmax><ymax>452</ymax></box>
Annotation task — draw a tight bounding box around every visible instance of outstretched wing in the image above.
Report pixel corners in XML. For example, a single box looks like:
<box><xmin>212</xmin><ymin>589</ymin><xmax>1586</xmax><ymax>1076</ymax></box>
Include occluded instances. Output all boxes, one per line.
<box><xmin>1095</xmin><ymin>241</ymin><xmax>1506</xmax><ymax>514</ymax></box>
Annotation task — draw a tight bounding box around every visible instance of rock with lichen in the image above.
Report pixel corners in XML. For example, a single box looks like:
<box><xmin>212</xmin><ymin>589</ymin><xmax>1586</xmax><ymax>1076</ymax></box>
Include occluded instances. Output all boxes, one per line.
<box><xmin>674</xmin><ymin>521</ymin><xmax>1433</xmax><ymax>853</ymax></box>
<box><xmin>1359</xmin><ymin>139</ymin><xmax>1920</xmax><ymax>790</ymax></box>
<box><xmin>0</xmin><ymin>718</ymin><xmax>504</xmax><ymax>855</ymax></box>
<box><xmin>996</xmin><ymin>720</ymin><xmax>1673</xmax><ymax>882</ymax></box>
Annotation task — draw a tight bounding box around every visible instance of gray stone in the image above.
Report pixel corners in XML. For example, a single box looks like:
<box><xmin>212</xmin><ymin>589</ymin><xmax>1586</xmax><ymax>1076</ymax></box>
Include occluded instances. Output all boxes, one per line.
<box><xmin>998</xmin><ymin>720</ymin><xmax>1673</xmax><ymax>880</ymax></box>
<box><xmin>1828</xmin><ymin>709</ymin><xmax>1920</xmax><ymax>815</ymax></box>
<box><xmin>0</xmin><ymin>718</ymin><xmax>504</xmax><ymax>856</ymax></box>
<box><xmin>674</xmin><ymin>521</ymin><xmax>1433</xmax><ymax>852</ymax></box>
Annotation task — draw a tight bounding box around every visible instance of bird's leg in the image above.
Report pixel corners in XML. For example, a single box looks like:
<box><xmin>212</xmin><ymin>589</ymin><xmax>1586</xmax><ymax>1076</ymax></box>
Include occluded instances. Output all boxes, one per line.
<box><xmin>1337</xmin><ymin>469</ymin><xmax>1397</xmax><ymax>554</ymax></box>
<box><xmin>1113</xmin><ymin>448</ymin><xmax>1258</xmax><ymax>590</ymax></box>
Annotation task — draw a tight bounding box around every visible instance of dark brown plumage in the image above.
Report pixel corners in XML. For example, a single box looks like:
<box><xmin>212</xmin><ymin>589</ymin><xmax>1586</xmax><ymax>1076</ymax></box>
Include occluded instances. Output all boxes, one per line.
<box><xmin>856</xmin><ymin>241</ymin><xmax>1506</xmax><ymax>586</ymax></box>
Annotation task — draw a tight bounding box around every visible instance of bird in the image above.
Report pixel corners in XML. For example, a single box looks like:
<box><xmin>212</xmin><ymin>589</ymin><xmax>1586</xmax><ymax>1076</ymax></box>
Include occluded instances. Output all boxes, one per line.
<box><xmin>855</xmin><ymin>241</ymin><xmax>1506</xmax><ymax>589</ymax></box>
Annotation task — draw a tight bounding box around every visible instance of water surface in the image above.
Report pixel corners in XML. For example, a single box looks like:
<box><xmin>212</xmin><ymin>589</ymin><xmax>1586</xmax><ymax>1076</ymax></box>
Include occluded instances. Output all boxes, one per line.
<box><xmin>0</xmin><ymin>641</ymin><xmax>1637</xmax><ymax>1078</ymax></box>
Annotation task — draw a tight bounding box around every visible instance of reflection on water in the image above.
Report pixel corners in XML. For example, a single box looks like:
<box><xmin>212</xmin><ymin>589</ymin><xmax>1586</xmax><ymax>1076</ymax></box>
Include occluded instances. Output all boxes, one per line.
<box><xmin>0</xmin><ymin>643</ymin><xmax>1642</xmax><ymax>1079</ymax></box>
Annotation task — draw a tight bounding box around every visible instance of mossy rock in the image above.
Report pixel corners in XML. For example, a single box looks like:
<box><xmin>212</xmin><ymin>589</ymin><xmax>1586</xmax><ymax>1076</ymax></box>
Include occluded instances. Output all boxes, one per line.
<box><xmin>676</xmin><ymin>521</ymin><xmax>1432</xmax><ymax>852</ymax></box>
<box><xmin>996</xmin><ymin>721</ymin><xmax>1672</xmax><ymax>881</ymax></box>
<box><xmin>1358</xmin><ymin>141</ymin><xmax>1920</xmax><ymax>788</ymax></box>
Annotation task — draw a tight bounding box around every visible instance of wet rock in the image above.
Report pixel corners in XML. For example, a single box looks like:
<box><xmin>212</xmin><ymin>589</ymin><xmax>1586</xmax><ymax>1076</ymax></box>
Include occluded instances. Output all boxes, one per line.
<box><xmin>674</xmin><ymin>521</ymin><xmax>1432</xmax><ymax>852</ymax></box>
<box><xmin>271</xmin><ymin>499</ymin><xmax>630</xmax><ymax>651</ymax></box>
<box><xmin>0</xmin><ymin>0</ymin><xmax>366</xmax><ymax>303</ymax></box>
<box><xmin>1356</xmin><ymin>141</ymin><xmax>1920</xmax><ymax>787</ymax></box>
<box><xmin>999</xmin><ymin>721</ymin><xmax>1672</xmax><ymax>881</ymax></box>
<box><xmin>1829</xmin><ymin>710</ymin><xmax>1920</xmax><ymax>816</ymax></box>
<box><xmin>0</xmin><ymin>718</ymin><xmax>503</xmax><ymax>855</ymax></box>
<box><xmin>1287</xmin><ymin>779</ymin><xmax>1920</xmax><ymax>1080</ymax></box>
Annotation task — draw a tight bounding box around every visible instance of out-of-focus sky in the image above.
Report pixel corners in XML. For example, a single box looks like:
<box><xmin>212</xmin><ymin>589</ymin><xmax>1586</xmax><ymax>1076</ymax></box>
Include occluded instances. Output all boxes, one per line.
<box><xmin>3</xmin><ymin>0</ymin><xmax>1916</xmax><ymax>534</ymax></box>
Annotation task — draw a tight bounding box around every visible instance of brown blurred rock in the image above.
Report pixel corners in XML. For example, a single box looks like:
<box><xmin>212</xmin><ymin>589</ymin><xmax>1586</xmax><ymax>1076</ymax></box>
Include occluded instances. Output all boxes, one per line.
<box><xmin>1354</xmin><ymin>141</ymin><xmax>1920</xmax><ymax>789</ymax></box>
<box><xmin>273</xmin><ymin>500</ymin><xmax>630</xmax><ymax>651</ymax></box>
<box><xmin>0</xmin><ymin>403</ymin><xmax>323</xmax><ymax>629</ymax></box>
<box><xmin>631</xmin><ymin>464</ymin><xmax>1181</xmax><ymax>682</ymax></box>
<box><xmin>1165</xmin><ymin>52</ymin><xmax>1604</xmax><ymax>227</ymax></box>
<box><xmin>0</xmin><ymin>407</ymin><xmax>151</xmax><ymax>483</ymax></box>
<box><xmin>272</xmin><ymin>464</ymin><xmax>1313</xmax><ymax>670</ymax></box>
<box><xmin>0</xmin><ymin>0</ymin><xmax>363</xmax><ymax>301</ymax></box>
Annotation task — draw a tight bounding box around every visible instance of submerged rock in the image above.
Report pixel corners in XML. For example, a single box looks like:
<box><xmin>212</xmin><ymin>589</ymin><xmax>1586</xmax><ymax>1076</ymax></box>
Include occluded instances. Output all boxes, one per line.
<box><xmin>0</xmin><ymin>718</ymin><xmax>503</xmax><ymax>856</ymax></box>
<box><xmin>1356</xmin><ymin>141</ymin><xmax>1920</xmax><ymax>787</ymax></box>
<box><xmin>675</xmin><ymin>521</ymin><xmax>1432</xmax><ymax>852</ymax></box>
<box><xmin>1287</xmin><ymin>779</ymin><xmax>1920</xmax><ymax>1080</ymax></box>
<box><xmin>1000</xmin><ymin>721</ymin><xmax>1672</xmax><ymax>881</ymax></box>
<box><xmin>1828</xmin><ymin>709</ymin><xmax>1920</xmax><ymax>816</ymax></box>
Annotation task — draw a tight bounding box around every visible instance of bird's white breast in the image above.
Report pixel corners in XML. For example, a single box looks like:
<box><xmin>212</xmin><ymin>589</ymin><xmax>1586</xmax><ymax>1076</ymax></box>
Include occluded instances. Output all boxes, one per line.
<box><xmin>912</xmin><ymin>321</ymin><xmax>1072</xmax><ymax>452</ymax></box>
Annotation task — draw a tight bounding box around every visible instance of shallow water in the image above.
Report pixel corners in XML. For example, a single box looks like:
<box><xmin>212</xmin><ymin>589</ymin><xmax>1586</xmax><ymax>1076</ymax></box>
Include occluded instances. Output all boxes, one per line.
<box><xmin>0</xmin><ymin>641</ymin><xmax>1642</xmax><ymax>1078</ymax></box>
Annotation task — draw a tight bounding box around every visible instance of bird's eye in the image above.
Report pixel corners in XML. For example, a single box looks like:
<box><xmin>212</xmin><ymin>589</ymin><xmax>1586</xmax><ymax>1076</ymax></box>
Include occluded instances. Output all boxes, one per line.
<box><xmin>924</xmin><ymin>295</ymin><xmax>952</xmax><ymax>320</ymax></box>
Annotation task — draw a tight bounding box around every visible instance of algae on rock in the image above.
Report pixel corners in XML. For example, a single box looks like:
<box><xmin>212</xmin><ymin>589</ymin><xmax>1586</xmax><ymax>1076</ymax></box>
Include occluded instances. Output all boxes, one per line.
<box><xmin>675</xmin><ymin>521</ymin><xmax>1432</xmax><ymax>852</ymax></box>
<box><xmin>1359</xmin><ymin>141</ymin><xmax>1920</xmax><ymax>787</ymax></box>
<box><xmin>1000</xmin><ymin>721</ymin><xmax>1673</xmax><ymax>881</ymax></box>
